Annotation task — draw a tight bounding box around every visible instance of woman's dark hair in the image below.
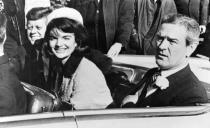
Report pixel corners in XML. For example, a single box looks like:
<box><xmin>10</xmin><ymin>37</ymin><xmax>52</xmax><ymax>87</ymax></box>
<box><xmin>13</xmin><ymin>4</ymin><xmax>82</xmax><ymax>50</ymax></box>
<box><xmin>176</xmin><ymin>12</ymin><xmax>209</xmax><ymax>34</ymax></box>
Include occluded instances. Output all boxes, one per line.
<box><xmin>45</xmin><ymin>18</ymin><xmax>88</xmax><ymax>48</ymax></box>
<box><xmin>26</xmin><ymin>7</ymin><xmax>53</xmax><ymax>21</ymax></box>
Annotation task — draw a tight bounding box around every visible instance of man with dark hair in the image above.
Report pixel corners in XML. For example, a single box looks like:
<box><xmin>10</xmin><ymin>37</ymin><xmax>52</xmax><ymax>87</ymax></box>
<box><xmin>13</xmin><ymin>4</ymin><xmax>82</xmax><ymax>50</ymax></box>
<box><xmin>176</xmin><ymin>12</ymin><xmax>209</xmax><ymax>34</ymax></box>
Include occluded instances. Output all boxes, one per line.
<box><xmin>0</xmin><ymin>13</ymin><xmax>26</xmax><ymax>116</ymax></box>
<box><xmin>122</xmin><ymin>14</ymin><xmax>208</xmax><ymax>108</ymax></box>
<box><xmin>20</xmin><ymin>7</ymin><xmax>53</xmax><ymax>90</ymax></box>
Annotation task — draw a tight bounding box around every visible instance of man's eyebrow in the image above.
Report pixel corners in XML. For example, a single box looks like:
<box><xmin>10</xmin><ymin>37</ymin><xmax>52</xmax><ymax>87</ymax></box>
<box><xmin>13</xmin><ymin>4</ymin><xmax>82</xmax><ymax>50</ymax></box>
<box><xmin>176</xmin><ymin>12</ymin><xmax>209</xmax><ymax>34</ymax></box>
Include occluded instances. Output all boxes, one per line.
<box><xmin>157</xmin><ymin>34</ymin><xmax>179</xmax><ymax>42</ymax></box>
<box><xmin>167</xmin><ymin>36</ymin><xmax>178</xmax><ymax>41</ymax></box>
<box><xmin>63</xmin><ymin>35</ymin><xmax>73</xmax><ymax>38</ymax></box>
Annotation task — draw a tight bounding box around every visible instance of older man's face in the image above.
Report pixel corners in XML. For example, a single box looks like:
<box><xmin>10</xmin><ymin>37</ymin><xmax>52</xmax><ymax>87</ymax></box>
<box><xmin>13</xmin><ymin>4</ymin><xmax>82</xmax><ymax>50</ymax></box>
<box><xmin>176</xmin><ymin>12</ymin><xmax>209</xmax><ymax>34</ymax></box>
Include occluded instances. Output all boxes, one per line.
<box><xmin>155</xmin><ymin>23</ymin><xmax>189</xmax><ymax>70</ymax></box>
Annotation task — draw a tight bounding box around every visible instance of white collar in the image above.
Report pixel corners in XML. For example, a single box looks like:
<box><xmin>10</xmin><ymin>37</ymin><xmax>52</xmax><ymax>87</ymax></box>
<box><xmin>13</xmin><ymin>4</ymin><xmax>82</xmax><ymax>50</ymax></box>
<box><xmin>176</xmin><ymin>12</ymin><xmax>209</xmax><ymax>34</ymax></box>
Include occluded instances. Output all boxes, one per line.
<box><xmin>0</xmin><ymin>46</ymin><xmax>4</xmax><ymax>56</ymax></box>
<box><xmin>154</xmin><ymin>0</ymin><xmax>158</xmax><ymax>3</ymax></box>
<box><xmin>161</xmin><ymin>62</ymin><xmax>189</xmax><ymax>77</ymax></box>
<box><xmin>0</xmin><ymin>52</ymin><xmax>4</xmax><ymax>56</ymax></box>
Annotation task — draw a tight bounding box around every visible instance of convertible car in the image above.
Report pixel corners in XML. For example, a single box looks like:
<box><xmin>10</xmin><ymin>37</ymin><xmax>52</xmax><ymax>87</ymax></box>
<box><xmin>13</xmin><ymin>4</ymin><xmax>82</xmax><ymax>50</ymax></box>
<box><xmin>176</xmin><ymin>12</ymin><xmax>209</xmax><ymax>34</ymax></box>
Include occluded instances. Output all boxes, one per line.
<box><xmin>0</xmin><ymin>55</ymin><xmax>210</xmax><ymax>128</ymax></box>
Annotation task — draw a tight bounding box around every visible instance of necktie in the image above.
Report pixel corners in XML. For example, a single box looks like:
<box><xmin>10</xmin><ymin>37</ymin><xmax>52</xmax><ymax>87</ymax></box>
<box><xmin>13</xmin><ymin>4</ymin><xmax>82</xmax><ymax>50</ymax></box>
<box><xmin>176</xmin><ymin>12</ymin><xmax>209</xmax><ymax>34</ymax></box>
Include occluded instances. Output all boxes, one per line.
<box><xmin>136</xmin><ymin>70</ymin><xmax>160</xmax><ymax>104</ymax></box>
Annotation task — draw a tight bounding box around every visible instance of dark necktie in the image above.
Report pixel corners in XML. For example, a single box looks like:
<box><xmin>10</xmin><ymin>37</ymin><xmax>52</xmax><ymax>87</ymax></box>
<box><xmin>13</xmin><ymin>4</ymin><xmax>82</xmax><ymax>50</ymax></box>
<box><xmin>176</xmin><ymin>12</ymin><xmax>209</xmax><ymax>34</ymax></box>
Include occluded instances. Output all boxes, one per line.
<box><xmin>136</xmin><ymin>70</ymin><xmax>160</xmax><ymax>105</ymax></box>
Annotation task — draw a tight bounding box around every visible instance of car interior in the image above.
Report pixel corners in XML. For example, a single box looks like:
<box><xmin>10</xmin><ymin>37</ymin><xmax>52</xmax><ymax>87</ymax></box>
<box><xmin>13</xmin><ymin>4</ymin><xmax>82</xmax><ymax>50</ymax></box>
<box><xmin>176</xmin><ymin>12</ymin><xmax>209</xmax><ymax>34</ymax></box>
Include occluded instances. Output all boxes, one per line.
<box><xmin>22</xmin><ymin>62</ymin><xmax>210</xmax><ymax>114</ymax></box>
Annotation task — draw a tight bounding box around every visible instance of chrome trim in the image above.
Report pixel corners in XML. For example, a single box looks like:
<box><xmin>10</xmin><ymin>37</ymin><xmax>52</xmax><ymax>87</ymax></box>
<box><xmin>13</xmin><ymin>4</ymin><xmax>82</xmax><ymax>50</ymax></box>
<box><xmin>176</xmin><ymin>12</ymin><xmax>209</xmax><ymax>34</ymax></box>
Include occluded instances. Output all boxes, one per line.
<box><xmin>0</xmin><ymin>112</ymin><xmax>64</xmax><ymax>123</ymax></box>
<box><xmin>64</xmin><ymin>105</ymin><xmax>210</xmax><ymax>120</ymax></box>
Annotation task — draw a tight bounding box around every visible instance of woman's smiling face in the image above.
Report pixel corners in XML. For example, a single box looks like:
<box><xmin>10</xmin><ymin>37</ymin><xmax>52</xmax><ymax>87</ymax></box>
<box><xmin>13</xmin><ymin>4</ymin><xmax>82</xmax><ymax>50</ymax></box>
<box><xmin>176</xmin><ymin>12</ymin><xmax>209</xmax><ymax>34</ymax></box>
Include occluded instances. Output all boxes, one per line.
<box><xmin>49</xmin><ymin>28</ymin><xmax>77</xmax><ymax>63</ymax></box>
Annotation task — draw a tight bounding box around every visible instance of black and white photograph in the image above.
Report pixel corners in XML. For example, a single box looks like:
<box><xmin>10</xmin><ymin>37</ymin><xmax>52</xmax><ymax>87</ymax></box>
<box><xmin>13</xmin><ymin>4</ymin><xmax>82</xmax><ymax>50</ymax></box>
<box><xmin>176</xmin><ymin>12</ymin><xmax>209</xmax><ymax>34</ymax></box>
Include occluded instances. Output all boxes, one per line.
<box><xmin>0</xmin><ymin>0</ymin><xmax>210</xmax><ymax>127</ymax></box>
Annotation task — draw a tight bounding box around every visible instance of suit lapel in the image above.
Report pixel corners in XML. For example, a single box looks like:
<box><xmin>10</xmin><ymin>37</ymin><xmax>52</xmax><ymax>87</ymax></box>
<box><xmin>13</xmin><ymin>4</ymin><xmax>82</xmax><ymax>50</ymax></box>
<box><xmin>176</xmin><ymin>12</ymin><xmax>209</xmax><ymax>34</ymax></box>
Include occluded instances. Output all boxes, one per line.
<box><xmin>138</xmin><ymin>65</ymin><xmax>191</xmax><ymax>107</ymax></box>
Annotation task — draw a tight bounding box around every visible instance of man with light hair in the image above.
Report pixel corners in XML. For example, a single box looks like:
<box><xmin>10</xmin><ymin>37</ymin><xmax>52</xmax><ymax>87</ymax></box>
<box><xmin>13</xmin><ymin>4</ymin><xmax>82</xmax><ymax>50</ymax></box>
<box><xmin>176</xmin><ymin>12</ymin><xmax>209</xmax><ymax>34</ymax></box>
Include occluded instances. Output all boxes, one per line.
<box><xmin>122</xmin><ymin>14</ymin><xmax>207</xmax><ymax>108</ymax></box>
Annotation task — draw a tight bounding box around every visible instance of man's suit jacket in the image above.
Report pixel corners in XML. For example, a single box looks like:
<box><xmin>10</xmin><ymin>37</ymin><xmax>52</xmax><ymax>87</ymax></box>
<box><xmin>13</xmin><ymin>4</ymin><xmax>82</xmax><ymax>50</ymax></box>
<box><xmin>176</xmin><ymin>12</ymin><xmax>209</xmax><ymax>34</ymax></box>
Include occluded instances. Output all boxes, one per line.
<box><xmin>135</xmin><ymin>65</ymin><xmax>208</xmax><ymax>107</ymax></box>
<box><xmin>71</xmin><ymin>0</ymin><xmax>134</xmax><ymax>52</ymax></box>
<box><xmin>0</xmin><ymin>55</ymin><xmax>27</xmax><ymax>116</ymax></box>
<box><xmin>121</xmin><ymin>65</ymin><xmax>208</xmax><ymax>108</ymax></box>
<box><xmin>135</xmin><ymin>0</ymin><xmax>177</xmax><ymax>55</ymax></box>
<box><xmin>174</xmin><ymin>0</ymin><xmax>209</xmax><ymax>25</ymax></box>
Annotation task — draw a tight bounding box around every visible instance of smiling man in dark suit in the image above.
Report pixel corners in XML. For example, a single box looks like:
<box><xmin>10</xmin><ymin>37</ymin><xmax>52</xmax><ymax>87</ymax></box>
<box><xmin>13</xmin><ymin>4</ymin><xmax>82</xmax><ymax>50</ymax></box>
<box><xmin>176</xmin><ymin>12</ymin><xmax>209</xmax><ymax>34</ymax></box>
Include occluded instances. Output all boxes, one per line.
<box><xmin>122</xmin><ymin>14</ymin><xmax>208</xmax><ymax>108</ymax></box>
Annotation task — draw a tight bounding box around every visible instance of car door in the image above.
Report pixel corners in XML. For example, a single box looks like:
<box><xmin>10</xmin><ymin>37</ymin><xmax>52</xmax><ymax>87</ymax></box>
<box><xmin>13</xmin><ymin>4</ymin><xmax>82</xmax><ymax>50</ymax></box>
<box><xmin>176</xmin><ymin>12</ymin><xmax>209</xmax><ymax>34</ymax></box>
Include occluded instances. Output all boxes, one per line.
<box><xmin>0</xmin><ymin>111</ymin><xmax>77</xmax><ymax>128</ymax></box>
<box><xmin>64</xmin><ymin>105</ymin><xmax>210</xmax><ymax>128</ymax></box>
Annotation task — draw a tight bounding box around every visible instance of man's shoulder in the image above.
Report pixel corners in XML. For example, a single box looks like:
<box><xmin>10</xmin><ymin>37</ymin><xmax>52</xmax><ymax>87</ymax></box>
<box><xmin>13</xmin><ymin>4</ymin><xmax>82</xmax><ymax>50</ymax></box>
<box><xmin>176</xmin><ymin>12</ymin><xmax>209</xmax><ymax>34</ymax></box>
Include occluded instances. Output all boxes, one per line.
<box><xmin>174</xmin><ymin>79</ymin><xmax>208</xmax><ymax>105</ymax></box>
<box><xmin>0</xmin><ymin>65</ymin><xmax>26</xmax><ymax>115</ymax></box>
<box><xmin>168</xmin><ymin>65</ymin><xmax>197</xmax><ymax>82</ymax></box>
<box><xmin>168</xmin><ymin>66</ymin><xmax>208</xmax><ymax>104</ymax></box>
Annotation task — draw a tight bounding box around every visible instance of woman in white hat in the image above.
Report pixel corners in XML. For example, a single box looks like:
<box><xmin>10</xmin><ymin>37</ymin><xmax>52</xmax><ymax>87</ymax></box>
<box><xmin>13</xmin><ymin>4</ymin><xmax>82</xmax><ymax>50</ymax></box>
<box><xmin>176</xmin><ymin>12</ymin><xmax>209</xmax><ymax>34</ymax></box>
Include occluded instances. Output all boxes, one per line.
<box><xmin>45</xmin><ymin>7</ymin><xmax>113</xmax><ymax>110</ymax></box>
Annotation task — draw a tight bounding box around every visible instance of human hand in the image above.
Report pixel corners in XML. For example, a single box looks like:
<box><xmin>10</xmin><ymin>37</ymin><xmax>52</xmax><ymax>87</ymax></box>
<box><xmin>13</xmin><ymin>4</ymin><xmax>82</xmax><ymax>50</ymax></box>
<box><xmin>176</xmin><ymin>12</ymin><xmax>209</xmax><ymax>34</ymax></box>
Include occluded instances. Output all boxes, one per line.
<box><xmin>121</xmin><ymin>93</ymin><xmax>139</xmax><ymax>106</ymax></box>
<box><xmin>107</xmin><ymin>42</ymin><xmax>122</xmax><ymax>58</ymax></box>
<box><xmin>199</xmin><ymin>25</ymin><xmax>206</xmax><ymax>34</ymax></box>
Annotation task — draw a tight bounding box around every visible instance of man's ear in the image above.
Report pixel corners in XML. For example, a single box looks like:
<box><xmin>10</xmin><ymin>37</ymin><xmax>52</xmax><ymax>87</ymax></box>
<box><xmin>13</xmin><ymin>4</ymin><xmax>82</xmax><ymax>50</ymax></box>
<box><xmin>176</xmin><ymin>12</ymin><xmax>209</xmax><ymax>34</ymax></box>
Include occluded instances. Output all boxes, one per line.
<box><xmin>186</xmin><ymin>42</ymin><xmax>199</xmax><ymax>57</ymax></box>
